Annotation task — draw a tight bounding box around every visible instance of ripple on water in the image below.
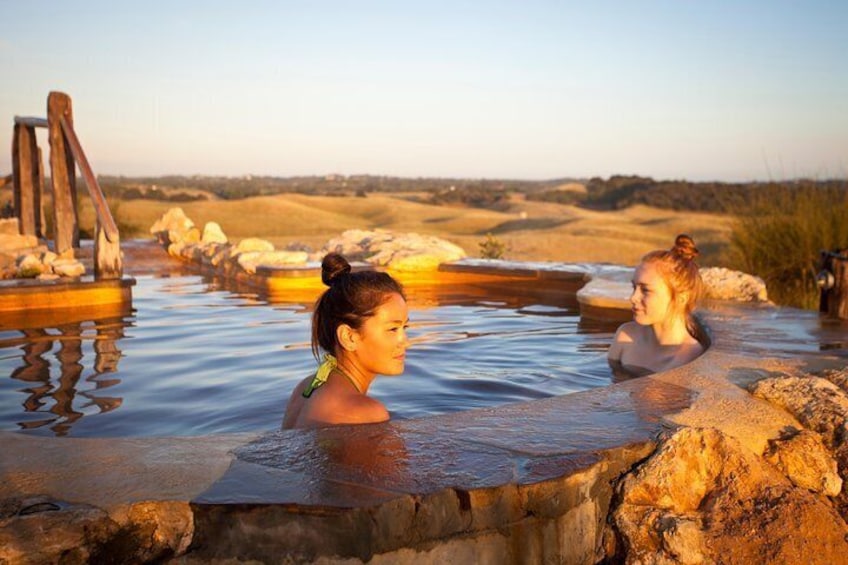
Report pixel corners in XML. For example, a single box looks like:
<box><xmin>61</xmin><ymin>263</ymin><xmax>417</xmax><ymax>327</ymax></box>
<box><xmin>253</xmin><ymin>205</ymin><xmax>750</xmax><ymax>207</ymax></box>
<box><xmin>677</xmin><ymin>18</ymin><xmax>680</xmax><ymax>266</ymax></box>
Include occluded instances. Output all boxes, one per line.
<box><xmin>0</xmin><ymin>274</ymin><xmax>617</xmax><ymax>437</ymax></box>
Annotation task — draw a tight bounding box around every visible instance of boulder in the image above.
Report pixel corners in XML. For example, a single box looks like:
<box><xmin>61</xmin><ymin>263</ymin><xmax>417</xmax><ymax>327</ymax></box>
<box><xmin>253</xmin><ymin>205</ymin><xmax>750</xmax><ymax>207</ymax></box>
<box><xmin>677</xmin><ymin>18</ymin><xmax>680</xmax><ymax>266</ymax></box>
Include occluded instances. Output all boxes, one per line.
<box><xmin>763</xmin><ymin>429</ymin><xmax>842</xmax><ymax>496</ymax></box>
<box><xmin>749</xmin><ymin>375</ymin><xmax>848</xmax><ymax>449</ymax></box>
<box><xmin>613</xmin><ymin>427</ymin><xmax>848</xmax><ymax>564</ymax></box>
<box><xmin>16</xmin><ymin>254</ymin><xmax>44</xmax><ymax>278</ymax></box>
<box><xmin>0</xmin><ymin>233</ymin><xmax>39</xmax><ymax>253</ymax></box>
<box><xmin>201</xmin><ymin>222</ymin><xmax>227</xmax><ymax>244</ymax></box>
<box><xmin>237</xmin><ymin>250</ymin><xmax>308</xmax><ymax>274</ymax></box>
<box><xmin>321</xmin><ymin>229</ymin><xmax>466</xmax><ymax>271</ymax></box>
<box><xmin>699</xmin><ymin>267</ymin><xmax>769</xmax><ymax>302</ymax></box>
<box><xmin>232</xmin><ymin>237</ymin><xmax>275</xmax><ymax>255</ymax></box>
<box><xmin>149</xmin><ymin>207</ymin><xmax>195</xmax><ymax>245</ymax></box>
<box><xmin>52</xmin><ymin>258</ymin><xmax>86</xmax><ymax>278</ymax></box>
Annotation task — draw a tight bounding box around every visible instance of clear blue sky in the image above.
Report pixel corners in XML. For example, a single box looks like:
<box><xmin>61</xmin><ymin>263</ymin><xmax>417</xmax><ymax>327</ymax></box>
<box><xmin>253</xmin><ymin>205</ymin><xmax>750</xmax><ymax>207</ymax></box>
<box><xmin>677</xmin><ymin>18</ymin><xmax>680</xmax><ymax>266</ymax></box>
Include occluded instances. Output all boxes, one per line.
<box><xmin>1</xmin><ymin>1</ymin><xmax>846</xmax><ymax>181</ymax></box>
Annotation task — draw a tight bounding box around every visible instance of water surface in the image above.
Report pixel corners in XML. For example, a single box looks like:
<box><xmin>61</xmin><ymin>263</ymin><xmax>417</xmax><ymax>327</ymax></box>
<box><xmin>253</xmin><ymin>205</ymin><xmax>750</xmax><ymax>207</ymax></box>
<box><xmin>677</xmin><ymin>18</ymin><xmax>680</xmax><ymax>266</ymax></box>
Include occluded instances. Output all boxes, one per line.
<box><xmin>1</xmin><ymin>274</ymin><xmax>618</xmax><ymax>437</ymax></box>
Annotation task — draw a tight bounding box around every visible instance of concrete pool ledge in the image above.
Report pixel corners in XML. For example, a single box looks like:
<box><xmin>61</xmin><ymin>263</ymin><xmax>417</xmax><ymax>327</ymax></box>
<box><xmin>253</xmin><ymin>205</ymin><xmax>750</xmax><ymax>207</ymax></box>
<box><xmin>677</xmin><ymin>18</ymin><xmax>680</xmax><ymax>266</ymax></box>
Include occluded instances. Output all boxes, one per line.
<box><xmin>2</xmin><ymin>250</ymin><xmax>848</xmax><ymax>563</ymax></box>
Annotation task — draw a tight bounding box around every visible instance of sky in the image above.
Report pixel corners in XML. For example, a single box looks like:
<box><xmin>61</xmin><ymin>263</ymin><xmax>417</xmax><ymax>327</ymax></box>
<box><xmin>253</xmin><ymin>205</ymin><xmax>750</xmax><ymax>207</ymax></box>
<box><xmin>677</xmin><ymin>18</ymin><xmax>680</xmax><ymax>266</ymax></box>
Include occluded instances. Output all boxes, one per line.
<box><xmin>1</xmin><ymin>1</ymin><xmax>846</xmax><ymax>182</ymax></box>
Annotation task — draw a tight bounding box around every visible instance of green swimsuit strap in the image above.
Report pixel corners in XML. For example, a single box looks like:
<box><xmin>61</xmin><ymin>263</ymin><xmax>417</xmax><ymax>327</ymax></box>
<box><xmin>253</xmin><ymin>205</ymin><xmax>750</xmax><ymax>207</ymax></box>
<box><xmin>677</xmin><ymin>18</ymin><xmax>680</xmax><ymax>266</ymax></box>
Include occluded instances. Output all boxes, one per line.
<box><xmin>302</xmin><ymin>354</ymin><xmax>337</xmax><ymax>398</ymax></box>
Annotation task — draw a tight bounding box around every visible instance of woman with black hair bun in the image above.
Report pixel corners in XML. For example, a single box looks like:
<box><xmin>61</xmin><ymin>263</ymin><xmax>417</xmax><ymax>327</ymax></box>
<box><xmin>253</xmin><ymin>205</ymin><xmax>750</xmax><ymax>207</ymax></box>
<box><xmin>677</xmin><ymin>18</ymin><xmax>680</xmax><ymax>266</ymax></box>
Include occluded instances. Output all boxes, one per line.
<box><xmin>608</xmin><ymin>234</ymin><xmax>706</xmax><ymax>377</ymax></box>
<box><xmin>283</xmin><ymin>253</ymin><xmax>410</xmax><ymax>429</ymax></box>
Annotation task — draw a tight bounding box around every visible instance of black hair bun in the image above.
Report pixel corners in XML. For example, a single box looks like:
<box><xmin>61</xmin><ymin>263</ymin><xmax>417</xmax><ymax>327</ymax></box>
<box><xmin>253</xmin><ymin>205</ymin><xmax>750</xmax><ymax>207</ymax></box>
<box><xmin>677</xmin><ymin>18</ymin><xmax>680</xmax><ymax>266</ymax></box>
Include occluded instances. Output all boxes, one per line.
<box><xmin>321</xmin><ymin>253</ymin><xmax>352</xmax><ymax>286</ymax></box>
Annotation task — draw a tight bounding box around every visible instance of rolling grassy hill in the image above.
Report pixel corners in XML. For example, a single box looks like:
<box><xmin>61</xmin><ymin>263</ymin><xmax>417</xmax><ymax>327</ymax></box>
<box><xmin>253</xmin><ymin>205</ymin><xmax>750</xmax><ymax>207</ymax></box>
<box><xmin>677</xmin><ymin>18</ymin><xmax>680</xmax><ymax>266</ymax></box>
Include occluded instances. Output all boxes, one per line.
<box><xmin>77</xmin><ymin>191</ymin><xmax>733</xmax><ymax>267</ymax></box>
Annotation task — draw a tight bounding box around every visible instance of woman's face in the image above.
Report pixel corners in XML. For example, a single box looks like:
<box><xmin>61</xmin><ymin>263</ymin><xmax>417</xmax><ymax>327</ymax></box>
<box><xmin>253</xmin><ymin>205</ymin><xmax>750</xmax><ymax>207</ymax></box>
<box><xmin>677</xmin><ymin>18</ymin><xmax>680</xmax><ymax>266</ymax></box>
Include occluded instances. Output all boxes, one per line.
<box><xmin>351</xmin><ymin>292</ymin><xmax>410</xmax><ymax>376</ymax></box>
<box><xmin>630</xmin><ymin>262</ymin><xmax>675</xmax><ymax>326</ymax></box>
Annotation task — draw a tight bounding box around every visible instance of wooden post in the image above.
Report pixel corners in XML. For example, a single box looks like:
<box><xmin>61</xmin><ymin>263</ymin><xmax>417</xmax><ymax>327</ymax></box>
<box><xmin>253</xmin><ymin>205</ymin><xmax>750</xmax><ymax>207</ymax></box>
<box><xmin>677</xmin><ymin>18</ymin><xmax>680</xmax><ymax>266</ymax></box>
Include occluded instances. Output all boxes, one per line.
<box><xmin>36</xmin><ymin>145</ymin><xmax>46</xmax><ymax>238</ymax></box>
<box><xmin>12</xmin><ymin>124</ymin><xmax>42</xmax><ymax>237</ymax></box>
<box><xmin>829</xmin><ymin>251</ymin><xmax>848</xmax><ymax>320</ymax></box>
<box><xmin>94</xmin><ymin>219</ymin><xmax>122</xmax><ymax>280</ymax></box>
<box><xmin>820</xmin><ymin>250</ymin><xmax>848</xmax><ymax>320</ymax></box>
<box><xmin>47</xmin><ymin>91</ymin><xmax>79</xmax><ymax>255</ymax></box>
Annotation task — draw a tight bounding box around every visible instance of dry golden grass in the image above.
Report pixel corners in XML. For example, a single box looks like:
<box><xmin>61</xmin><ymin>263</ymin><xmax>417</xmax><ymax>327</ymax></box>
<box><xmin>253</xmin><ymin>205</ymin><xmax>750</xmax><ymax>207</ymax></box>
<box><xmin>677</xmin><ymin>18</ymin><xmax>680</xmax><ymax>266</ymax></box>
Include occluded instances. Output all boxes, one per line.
<box><xmin>80</xmin><ymin>191</ymin><xmax>733</xmax><ymax>266</ymax></box>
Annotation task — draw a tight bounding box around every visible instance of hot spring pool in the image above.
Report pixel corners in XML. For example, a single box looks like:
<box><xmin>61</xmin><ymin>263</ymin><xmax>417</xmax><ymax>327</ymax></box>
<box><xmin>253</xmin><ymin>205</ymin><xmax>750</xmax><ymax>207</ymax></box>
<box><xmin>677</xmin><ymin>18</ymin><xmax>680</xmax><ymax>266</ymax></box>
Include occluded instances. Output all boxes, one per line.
<box><xmin>1</xmin><ymin>273</ymin><xmax>620</xmax><ymax>437</ymax></box>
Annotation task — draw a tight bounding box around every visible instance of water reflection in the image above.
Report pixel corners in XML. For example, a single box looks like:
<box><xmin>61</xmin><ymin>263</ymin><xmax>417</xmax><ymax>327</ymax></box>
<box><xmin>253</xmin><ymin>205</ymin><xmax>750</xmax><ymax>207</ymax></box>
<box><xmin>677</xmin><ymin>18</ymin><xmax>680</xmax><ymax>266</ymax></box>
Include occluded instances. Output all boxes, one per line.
<box><xmin>1</xmin><ymin>274</ymin><xmax>619</xmax><ymax>438</ymax></box>
<box><xmin>2</xmin><ymin>317</ymin><xmax>128</xmax><ymax>436</ymax></box>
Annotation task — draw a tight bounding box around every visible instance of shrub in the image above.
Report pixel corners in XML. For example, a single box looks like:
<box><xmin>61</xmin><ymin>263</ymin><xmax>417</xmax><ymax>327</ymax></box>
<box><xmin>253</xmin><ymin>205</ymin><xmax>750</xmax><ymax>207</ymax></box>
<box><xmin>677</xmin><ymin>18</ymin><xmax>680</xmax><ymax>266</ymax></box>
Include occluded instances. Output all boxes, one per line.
<box><xmin>479</xmin><ymin>233</ymin><xmax>506</xmax><ymax>259</ymax></box>
<box><xmin>726</xmin><ymin>185</ymin><xmax>848</xmax><ymax>309</ymax></box>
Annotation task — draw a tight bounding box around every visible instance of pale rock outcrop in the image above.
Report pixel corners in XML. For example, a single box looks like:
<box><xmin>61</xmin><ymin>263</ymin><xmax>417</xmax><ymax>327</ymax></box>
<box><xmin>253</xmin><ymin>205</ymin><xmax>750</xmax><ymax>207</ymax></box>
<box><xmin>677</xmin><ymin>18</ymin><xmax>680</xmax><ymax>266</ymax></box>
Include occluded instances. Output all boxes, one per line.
<box><xmin>613</xmin><ymin>427</ymin><xmax>848</xmax><ymax>565</ymax></box>
<box><xmin>321</xmin><ymin>229</ymin><xmax>466</xmax><ymax>271</ymax></box>
<box><xmin>149</xmin><ymin>207</ymin><xmax>195</xmax><ymax>246</ymax></box>
<box><xmin>51</xmin><ymin>258</ymin><xmax>87</xmax><ymax>278</ymax></box>
<box><xmin>749</xmin><ymin>375</ymin><xmax>848</xmax><ymax>450</ymax></box>
<box><xmin>16</xmin><ymin>254</ymin><xmax>45</xmax><ymax>277</ymax></box>
<box><xmin>231</xmin><ymin>237</ymin><xmax>275</xmax><ymax>255</ymax></box>
<box><xmin>0</xmin><ymin>233</ymin><xmax>39</xmax><ymax>253</ymax></box>
<box><xmin>150</xmin><ymin>209</ymin><xmax>466</xmax><ymax>277</ymax></box>
<box><xmin>237</xmin><ymin>250</ymin><xmax>309</xmax><ymax>274</ymax></box>
<box><xmin>201</xmin><ymin>222</ymin><xmax>227</xmax><ymax>244</ymax></box>
<box><xmin>699</xmin><ymin>267</ymin><xmax>769</xmax><ymax>302</ymax></box>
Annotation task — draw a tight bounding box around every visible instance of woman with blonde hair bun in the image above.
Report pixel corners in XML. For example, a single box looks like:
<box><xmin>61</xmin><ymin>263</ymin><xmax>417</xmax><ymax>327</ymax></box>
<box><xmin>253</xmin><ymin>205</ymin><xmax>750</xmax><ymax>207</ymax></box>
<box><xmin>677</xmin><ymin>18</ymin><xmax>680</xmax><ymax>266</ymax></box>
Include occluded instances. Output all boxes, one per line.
<box><xmin>608</xmin><ymin>234</ymin><xmax>705</xmax><ymax>377</ymax></box>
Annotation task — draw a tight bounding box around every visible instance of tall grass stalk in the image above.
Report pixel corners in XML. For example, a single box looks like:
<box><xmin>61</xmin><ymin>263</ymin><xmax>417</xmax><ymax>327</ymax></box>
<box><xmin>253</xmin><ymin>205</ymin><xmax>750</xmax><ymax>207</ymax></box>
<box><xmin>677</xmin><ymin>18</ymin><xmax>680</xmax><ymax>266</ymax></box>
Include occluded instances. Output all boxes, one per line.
<box><xmin>726</xmin><ymin>185</ymin><xmax>848</xmax><ymax>309</ymax></box>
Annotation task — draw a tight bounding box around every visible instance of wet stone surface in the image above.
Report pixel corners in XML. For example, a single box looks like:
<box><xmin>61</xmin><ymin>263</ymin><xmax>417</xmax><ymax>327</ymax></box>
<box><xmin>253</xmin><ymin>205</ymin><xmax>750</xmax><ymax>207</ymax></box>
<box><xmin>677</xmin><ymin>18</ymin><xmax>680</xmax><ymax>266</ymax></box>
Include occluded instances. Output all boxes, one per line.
<box><xmin>197</xmin><ymin>377</ymin><xmax>692</xmax><ymax>508</ymax></box>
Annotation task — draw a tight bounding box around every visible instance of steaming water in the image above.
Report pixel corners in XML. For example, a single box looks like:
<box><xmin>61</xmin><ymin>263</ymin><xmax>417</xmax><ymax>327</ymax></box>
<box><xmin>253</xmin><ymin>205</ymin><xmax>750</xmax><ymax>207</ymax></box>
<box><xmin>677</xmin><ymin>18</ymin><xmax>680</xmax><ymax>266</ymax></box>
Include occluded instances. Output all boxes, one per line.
<box><xmin>0</xmin><ymin>274</ymin><xmax>618</xmax><ymax>437</ymax></box>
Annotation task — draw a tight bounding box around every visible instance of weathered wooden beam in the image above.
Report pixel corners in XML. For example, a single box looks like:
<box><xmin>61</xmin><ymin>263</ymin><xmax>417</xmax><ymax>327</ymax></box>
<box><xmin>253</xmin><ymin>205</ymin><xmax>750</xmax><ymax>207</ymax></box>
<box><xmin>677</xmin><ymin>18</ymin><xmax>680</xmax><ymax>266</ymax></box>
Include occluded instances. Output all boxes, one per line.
<box><xmin>47</xmin><ymin>91</ymin><xmax>79</xmax><ymax>255</ymax></box>
<box><xmin>830</xmin><ymin>252</ymin><xmax>848</xmax><ymax>320</ymax></box>
<box><xmin>59</xmin><ymin>115</ymin><xmax>119</xmax><ymax>242</ymax></box>
<box><xmin>94</xmin><ymin>219</ymin><xmax>122</xmax><ymax>280</ymax></box>
<box><xmin>14</xmin><ymin>116</ymin><xmax>49</xmax><ymax>128</ymax></box>
<box><xmin>35</xmin><ymin>145</ymin><xmax>46</xmax><ymax>238</ymax></box>
<box><xmin>12</xmin><ymin>124</ymin><xmax>41</xmax><ymax>236</ymax></box>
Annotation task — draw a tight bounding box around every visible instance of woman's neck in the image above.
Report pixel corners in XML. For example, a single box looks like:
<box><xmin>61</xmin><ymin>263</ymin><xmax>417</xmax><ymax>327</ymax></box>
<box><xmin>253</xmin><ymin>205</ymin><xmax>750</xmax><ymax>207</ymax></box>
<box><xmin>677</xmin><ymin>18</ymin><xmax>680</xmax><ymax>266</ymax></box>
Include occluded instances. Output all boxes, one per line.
<box><xmin>335</xmin><ymin>354</ymin><xmax>375</xmax><ymax>394</ymax></box>
<box><xmin>650</xmin><ymin>315</ymin><xmax>691</xmax><ymax>345</ymax></box>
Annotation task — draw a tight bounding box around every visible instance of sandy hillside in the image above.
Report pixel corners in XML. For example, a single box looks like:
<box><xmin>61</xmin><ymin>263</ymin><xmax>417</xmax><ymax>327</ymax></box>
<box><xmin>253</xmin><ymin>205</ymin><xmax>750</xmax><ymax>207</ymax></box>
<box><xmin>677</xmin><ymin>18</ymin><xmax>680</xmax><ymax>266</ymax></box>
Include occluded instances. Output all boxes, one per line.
<box><xmin>78</xmin><ymin>191</ymin><xmax>733</xmax><ymax>266</ymax></box>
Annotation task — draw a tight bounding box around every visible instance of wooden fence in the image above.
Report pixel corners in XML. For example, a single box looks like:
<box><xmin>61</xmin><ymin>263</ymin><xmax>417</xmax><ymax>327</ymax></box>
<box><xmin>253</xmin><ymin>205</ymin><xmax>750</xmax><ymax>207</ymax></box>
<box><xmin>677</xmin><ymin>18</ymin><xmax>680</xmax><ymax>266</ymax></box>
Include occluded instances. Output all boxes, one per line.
<box><xmin>11</xmin><ymin>91</ymin><xmax>122</xmax><ymax>279</ymax></box>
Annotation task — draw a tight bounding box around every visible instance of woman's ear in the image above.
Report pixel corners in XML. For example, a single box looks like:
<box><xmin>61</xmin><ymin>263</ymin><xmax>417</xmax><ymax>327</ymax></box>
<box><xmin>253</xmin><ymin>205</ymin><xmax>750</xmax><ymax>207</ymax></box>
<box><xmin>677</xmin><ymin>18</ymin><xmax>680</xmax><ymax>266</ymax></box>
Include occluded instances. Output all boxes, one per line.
<box><xmin>337</xmin><ymin>324</ymin><xmax>358</xmax><ymax>352</ymax></box>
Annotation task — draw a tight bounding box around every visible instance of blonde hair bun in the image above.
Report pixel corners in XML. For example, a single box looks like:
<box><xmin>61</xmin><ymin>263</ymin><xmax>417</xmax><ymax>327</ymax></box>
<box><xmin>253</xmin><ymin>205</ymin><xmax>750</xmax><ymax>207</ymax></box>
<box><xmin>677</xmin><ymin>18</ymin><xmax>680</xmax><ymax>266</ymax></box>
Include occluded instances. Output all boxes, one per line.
<box><xmin>672</xmin><ymin>234</ymin><xmax>699</xmax><ymax>262</ymax></box>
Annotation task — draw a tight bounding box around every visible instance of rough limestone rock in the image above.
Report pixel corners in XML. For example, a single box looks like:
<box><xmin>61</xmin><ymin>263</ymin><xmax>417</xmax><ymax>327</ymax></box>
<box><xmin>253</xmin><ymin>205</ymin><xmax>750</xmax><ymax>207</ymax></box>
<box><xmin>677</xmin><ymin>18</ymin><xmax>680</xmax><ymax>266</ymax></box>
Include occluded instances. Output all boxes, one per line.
<box><xmin>201</xmin><ymin>222</ymin><xmax>228</xmax><ymax>244</ymax></box>
<box><xmin>749</xmin><ymin>375</ymin><xmax>848</xmax><ymax>449</ymax></box>
<box><xmin>0</xmin><ymin>253</ymin><xmax>16</xmax><ymax>279</ymax></box>
<box><xmin>237</xmin><ymin>250</ymin><xmax>309</xmax><ymax>274</ymax></box>
<box><xmin>0</xmin><ymin>496</ymin><xmax>118</xmax><ymax>565</ymax></box>
<box><xmin>0</xmin><ymin>496</ymin><xmax>194</xmax><ymax>564</ymax></box>
<box><xmin>0</xmin><ymin>233</ymin><xmax>39</xmax><ymax>253</ymax></box>
<box><xmin>321</xmin><ymin>229</ymin><xmax>466</xmax><ymax>271</ymax></box>
<box><xmin>232</xmin><ymin>237</ymin><xmax>275</xmax><ymax>255</ymax></box>
<box><xmin>16</xmin><ymin>254</ymin><xmax>45</xmax><ymax>277</ymax></box>
<box><xmin>699</xmin><ymin>267</ymin><xmax>769</xmax><ymax>302</ymax></box>
<box><xmin>119</xmin><ymin>501</ymin><xmax>195</xmax><ymax>561</ymax></box>
<box><xmin>613</xmin><ymin>427</ymin><xmax>848</xmax><ymax>565</ymax></box>
<box><xmin>763</xmin><ymin>429</ymin><xmax>842</xmax><ymax>496</ymax></box>
<box><xmin>51</xmin><ymin>258</ymin><xmax>86</xmax><ymax>278</ymax></box>
<box><xmin>149</xmin><ymin>207</ymin><xmax>195</xmax><ymax>245</ymax></box>
<box><xmin>821</xmin><ymin>368</ymin><xmax>848</xmax><ymax>394</ymax></box>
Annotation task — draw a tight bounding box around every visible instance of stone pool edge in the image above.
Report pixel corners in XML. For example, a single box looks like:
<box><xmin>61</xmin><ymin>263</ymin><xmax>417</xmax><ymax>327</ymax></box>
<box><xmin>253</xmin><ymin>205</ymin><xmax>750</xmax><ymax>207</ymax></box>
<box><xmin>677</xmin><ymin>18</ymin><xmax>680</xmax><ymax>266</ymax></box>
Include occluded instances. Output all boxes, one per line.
<box><xmin>2</xmin><ymin>258</ymin><xmax>847</xmax><ymax>563</ymax></box>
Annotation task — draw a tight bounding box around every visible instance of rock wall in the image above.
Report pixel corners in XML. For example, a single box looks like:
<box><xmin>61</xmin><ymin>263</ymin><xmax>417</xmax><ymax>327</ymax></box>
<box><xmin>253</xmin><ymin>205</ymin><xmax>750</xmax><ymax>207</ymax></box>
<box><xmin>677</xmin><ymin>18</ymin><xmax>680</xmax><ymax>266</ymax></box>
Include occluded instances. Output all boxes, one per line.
<box><xmin>150</xmin><ymin>208</ymin><xmax>467</xmax><ymax>274</ymax></box>
<box><xmin>0</xmin><ymin>218</ymin><xmax>86</xmax><ymax>280</ymax></box>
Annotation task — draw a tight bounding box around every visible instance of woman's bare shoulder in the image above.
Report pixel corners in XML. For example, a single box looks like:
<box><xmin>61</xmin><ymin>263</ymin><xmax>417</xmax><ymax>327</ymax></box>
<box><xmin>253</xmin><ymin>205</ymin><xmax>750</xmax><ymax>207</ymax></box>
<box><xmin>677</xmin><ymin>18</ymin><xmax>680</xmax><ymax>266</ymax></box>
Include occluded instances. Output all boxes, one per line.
<box><xmin>613</xmin><ymin>321</ymin><xmax>644</xmax><ymax>343</ymax></box>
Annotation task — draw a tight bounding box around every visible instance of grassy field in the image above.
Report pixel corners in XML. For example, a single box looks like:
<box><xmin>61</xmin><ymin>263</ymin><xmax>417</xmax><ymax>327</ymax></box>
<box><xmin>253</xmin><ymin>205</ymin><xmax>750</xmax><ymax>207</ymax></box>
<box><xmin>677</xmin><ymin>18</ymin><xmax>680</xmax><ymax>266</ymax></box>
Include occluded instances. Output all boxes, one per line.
<box><xmin>73</xmin><ymin>190</ymin><xmax>734</xmax><ymax>267</ymax></box>
<box><xmin>0</xmin><ymin>185</ymin><xmax>732</xmax><ymax>267</ymax></box>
